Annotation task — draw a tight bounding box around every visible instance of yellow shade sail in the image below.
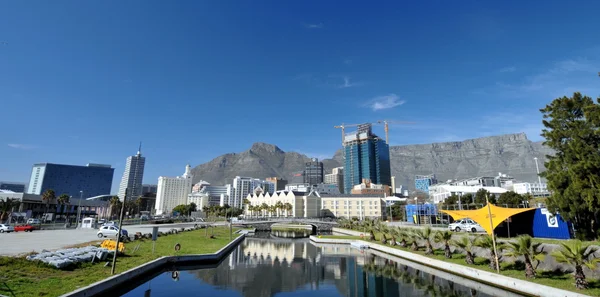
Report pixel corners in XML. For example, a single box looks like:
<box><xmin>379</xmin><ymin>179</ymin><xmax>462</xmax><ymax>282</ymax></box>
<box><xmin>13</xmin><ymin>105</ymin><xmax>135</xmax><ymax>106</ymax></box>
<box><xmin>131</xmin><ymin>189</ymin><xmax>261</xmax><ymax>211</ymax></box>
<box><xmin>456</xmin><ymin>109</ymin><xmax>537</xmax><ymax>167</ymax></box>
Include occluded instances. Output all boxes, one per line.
<box><xmin>440</xmin><ymin>204</ymin><xmax>535</xmax><ymax>235</ymax></box>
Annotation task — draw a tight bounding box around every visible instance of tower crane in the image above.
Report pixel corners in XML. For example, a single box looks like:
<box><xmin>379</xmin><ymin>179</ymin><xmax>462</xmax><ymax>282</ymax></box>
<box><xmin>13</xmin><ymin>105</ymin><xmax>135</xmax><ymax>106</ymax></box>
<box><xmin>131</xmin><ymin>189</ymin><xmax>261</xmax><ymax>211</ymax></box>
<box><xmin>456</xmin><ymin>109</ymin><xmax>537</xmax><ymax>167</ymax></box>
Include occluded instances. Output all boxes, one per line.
<box><xmin>333</xmin><ymin>123</ymin><xmax>363</xmax><ymax>146</ymax></box>
<box><xmin>376</xmin><ymin>120</ymin><xmax>416</xmax><ymax>144</ymax></box>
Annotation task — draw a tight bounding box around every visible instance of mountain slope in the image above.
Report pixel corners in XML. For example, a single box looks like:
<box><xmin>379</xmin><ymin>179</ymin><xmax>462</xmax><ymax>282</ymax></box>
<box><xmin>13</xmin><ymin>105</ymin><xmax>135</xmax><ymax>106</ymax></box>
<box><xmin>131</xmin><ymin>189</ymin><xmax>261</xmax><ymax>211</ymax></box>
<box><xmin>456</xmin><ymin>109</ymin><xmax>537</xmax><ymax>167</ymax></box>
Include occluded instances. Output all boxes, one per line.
<box><xmin>191</xmin><ymin>133</ymin><xmax>553</xmax><ymax>189</ymax></box>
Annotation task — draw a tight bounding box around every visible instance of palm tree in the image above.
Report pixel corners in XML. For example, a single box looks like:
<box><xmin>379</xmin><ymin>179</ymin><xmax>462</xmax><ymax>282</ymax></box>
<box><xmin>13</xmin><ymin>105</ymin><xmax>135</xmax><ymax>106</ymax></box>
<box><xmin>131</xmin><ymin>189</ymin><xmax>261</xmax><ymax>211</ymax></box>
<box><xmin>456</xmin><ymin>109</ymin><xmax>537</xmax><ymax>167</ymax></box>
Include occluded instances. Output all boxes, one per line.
<box><xmin>414</xmin><ymin>227</ymin><xmax>434</xmax><ymax>255</ymax></box>
<box><xmin>0</xmin><ymin>198</ymin><xmax>21</xmax><ymax>223</ymax></box>
<box><xmin>374</xmin><ymin>221</ymin><xmax>388</xmax><ymax>244</ymax></box>
<box><xmin>451</xmin><ymin>236</ymin><xmax>476</xmax><ymax>265</ymax></box>
<box><xmin>135</xmin><ymin>196</ymin><xmax>143</xmax><ymax>215</ymax></box>
<box><xmin>503</xmin><ymin>235</ymin><xmax>546</xmax><ymax>278</ymax></box>
<box><xmin>388</xmin><ymin>227</ymin><xmax>401</xmax><ymax>246</ymax></box>
<box><xmin>475</xmin><ymin>235</ymin><xmax>505</xmax><ymax>270</ymax></box>
<box><xmin>284</xmin><ymin>202</ymin><xmax>293</xmax><ymax>217</ymax></box>
<box><xmin>260</xmin><ymin>203</ymin><xmax>269</xmax><ymax>217</ymax></box>
<box><xmin>396</xmin><ymin>228</ymin><xmax>409</xmax><ymax>247</ymax></box>
<box><xmin>363</xmin><ymin>219</ymin><xmax>376</xmax><ymax>241</ymax></box>
<box><xmin>434</xmin><ymin>230</ymin><xmax>454</xmax><ymax>259</ymax></box>
<box><xmin>56</xmin><ymin>194</ymin><xmax>70</xmax><ymax>220</ymax></box>
<box><xmin>109</xmin><ymin>196</ymin><xmax>121</xmax><ymax>219</ymax></box>
<box><xmin>408</xmin><ymin>230</ymin><xmax>419</xmax><ymax>251</ymax></box>
<box><xmin>275</xmin><ymin>201</ymin><xmax>284</xmax><ymax>217</ymax></box>
<box><xmin>551</xmin><ymin>240</ymin><xmax>599</xmax><ymax>289</ymax></box>
<box><xmin>42</xmin><ymin>189</ymin><xmax>56</xmax><ymax>220</ymax></box>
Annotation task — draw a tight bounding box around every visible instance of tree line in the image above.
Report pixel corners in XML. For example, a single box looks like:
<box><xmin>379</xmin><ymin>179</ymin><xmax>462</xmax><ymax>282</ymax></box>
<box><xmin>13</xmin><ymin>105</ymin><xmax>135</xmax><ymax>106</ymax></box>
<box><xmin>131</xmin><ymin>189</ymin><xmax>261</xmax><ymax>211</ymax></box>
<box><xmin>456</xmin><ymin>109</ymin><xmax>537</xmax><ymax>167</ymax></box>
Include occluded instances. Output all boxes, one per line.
<box><xmin>441</xmin><ymin>188</ymin><xmax>533</xmax><ymax>208</ymax></box>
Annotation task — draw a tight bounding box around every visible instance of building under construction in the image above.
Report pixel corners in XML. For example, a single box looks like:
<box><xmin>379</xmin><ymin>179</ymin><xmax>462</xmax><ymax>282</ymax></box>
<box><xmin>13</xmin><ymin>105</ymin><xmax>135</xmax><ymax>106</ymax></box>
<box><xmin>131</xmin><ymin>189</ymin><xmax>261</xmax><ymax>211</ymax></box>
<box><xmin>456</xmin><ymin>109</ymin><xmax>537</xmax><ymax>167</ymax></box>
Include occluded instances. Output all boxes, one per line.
<box><xmin>343</xmin><ymin>123</ymin><xmax>391</xmax><ymax>194</ymax></box>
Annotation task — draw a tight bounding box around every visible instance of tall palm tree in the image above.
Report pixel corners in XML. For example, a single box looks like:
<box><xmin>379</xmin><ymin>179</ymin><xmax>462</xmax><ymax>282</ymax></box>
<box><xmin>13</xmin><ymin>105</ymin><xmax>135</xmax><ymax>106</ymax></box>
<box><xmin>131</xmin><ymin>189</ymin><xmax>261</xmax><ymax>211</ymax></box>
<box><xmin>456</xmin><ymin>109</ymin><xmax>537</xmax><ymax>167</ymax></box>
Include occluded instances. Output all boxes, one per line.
<box><xmin>504</xmin><ymin>235</ymin><xmax>546</xmax><ymax>278</ymax></box>
<box><xmin>414</xmin><ymin>226</ymin><xmax>434</xmax><ymax>255</ymax></box>
<box><xmin>475</xmin><ymin>235</ymin><xmax>505</xmax><ymax>270</ymax></box>
<box><xmin>551</xmin><ymin>240</ymin><xmax>599</xmax><ymax>289</ymax></box>
<box><xmin>56</xmin><ymin>194</ymin><xmax>70</xmax><ymax>220</ymax></box>
<box><xmin>109</xmin><ymin>196</ymin><xmax>121</xmax><ymax>219</ymax></box>
<box><xmin>42</xmin><ymin>189</ymin><xmax>56</xmax><ymax>220</ymax></box>
<box><xmin>275</xmin><ymin>201</ymin><xmax>284</xmax><ymax>217</ymax></box>
<box><xmin>284</xmin><ymin>202</ymin><xmax>293</xmax><ymax>217</ymax></box>
<box><xmin>434</xmin><ymin>230</ymin><xmax>454</xmax><ymax>258</ymax></box>
<box><xmin>260</xmin><ymin>203</ymin><xmax>269</xmax><ymax>217</ymax></box>
<box><xmin>0</xmin><ymin>198</ymin><xmax>21</xmax><ymax>223</ymax></box>
<box><xmin>451</xmin><ymin>236</ymin><xmax>476</xmax><ymax>265</ymax></box>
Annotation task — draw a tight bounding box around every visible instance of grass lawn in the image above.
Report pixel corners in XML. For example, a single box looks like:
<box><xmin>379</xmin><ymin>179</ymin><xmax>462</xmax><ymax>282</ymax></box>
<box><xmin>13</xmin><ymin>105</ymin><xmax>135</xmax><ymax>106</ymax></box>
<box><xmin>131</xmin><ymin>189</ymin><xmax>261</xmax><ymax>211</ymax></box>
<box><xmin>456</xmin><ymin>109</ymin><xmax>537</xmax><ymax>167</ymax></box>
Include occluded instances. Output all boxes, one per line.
<box><xmin>329</xmin><ymin>232</ymin><xmax>600</xmax><ymax>296</ymax></box>
<box><xmin>0</xmin><ymin>227</ymin><xmax>240</xmax><ymax>297</ymax></box>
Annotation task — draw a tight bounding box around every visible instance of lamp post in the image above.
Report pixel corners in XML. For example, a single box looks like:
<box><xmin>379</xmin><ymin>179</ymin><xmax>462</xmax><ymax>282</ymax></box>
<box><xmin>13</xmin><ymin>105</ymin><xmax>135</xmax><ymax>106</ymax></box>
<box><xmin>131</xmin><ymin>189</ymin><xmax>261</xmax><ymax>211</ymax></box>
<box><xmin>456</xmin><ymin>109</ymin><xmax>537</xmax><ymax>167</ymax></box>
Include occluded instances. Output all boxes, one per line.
<box><xmin>76</xmin><ymin>190</ymin><xmax>83</xmax><ymax>228</ymax></box>
<box><xmin>534</xmin><ymin>157</ymin><xmax>542</xmax><ymax>184</ymax></box>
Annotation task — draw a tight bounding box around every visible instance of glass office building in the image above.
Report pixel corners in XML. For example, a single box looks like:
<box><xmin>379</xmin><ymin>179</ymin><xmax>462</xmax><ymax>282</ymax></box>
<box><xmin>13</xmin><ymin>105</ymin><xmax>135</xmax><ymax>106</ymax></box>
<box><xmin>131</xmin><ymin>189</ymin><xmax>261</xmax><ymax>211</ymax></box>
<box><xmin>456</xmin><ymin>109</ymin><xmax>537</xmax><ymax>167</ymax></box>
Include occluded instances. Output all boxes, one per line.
<box><xmin>343</xmin><ymin>124</ymin><xmax>391</xmax><ymax>194</ymax></box>
<box><xmin>27</xmin><ymin>163</ymin><xmax>114</xmax><ymax>198</ymax></box>
<box><xmin>415</xmin><ymin>174</ymin><xmax>437</xmax><ymax>193</ymax></box>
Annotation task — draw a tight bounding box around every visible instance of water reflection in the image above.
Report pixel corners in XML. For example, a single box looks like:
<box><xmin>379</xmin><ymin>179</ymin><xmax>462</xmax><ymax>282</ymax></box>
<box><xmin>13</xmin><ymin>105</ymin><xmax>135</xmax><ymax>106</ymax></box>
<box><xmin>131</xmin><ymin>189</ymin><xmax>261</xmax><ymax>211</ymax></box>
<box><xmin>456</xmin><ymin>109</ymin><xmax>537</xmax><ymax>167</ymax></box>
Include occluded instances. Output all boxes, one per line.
<box><xmin>121</xmin><ymin>237</ymin><xmax>524</xmax><ymax>297</ymax></box>
<box><xmin>270</xmin><ymin>229</ymin><xmax>312</xmax><ymax>238</ymax></box>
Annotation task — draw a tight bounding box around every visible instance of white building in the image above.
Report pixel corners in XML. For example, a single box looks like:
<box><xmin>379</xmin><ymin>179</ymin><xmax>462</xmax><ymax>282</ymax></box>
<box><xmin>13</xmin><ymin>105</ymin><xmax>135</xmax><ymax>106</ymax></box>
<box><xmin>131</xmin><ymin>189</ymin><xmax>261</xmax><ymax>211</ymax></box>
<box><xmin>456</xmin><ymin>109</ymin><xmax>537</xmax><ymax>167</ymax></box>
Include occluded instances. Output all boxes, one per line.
<box><xmin>229</xmin><ymin>176</ymin><xmax>274</xmax><ymax>208</ymax></box>
<box><xmin>192</xmin><ymin>180</ymin><xmax>211</xmax><ymax>193</ymax></box>
<box><xmin>187</xmin><ymin>192</ymin><xmax>210</xmax><ymax>210</ymax></box>
<box><xmin>118</xmin><ymin>145</ymin><xmax>146</xmax><ymax>201</ymax></box>
<box><xmin>324</xmin><ymin>167</ymin><xmax>344</xmax><ymax>194</ymax></box>
<box><xmin>512</xmin><ymin>182</ymin><xmax>550</xmax><ymax>197</ymax></box>
<box><xmin>155</xmin><ymin>165</ymin><xmax>193</xmax><ymax>215</ymax></box>
<box><xmin>429</xmin><ymin>185</ymin><xmax>508</xmax><ymax>204</ymax></box>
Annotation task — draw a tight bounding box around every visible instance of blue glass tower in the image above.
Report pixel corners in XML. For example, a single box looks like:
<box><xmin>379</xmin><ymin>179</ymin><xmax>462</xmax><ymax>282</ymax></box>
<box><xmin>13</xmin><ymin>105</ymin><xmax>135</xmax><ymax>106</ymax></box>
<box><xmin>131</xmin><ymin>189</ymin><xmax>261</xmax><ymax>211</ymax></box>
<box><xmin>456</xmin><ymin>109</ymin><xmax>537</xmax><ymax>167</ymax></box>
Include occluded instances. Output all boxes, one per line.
<box><xmin>343</xmin><ymin>124</ymin><xmax>391</xmax><ymax>194</ymax></box>
<box><xmin>27</xmin><ymin>163</ymin><xmax>114</xmax><ymax>198</ymax></box>
<box><xmin>415</xmin><ymin>174</ymin><xmax>437</xmax><ymax>193</ymax></box>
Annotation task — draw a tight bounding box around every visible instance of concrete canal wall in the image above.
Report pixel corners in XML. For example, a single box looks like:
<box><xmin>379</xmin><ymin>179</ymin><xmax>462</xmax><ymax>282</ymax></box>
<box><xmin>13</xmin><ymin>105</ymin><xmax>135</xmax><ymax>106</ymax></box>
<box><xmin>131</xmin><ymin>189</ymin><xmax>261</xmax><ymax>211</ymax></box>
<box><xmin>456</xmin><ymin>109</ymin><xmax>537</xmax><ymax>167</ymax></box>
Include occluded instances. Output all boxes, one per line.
<box><xmin>60</xmin><ymin>234</ymin><xmax>246</xmax><ymax>297</ymax></box>
<box><xmin>310</xmin><ymin>236</ymin><xmax>591</xmax><ymax>297</ymax></box>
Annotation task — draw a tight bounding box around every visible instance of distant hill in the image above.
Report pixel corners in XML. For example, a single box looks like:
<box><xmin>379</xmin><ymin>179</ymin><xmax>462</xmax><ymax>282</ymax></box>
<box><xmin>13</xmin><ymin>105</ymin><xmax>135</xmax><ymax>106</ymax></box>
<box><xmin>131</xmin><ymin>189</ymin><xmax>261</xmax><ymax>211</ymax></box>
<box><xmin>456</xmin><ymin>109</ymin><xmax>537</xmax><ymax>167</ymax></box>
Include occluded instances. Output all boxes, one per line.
<box><xmin>191</xmin><ymin>133</ymin><xmax>553</xmax><ymax>189</ymax></box>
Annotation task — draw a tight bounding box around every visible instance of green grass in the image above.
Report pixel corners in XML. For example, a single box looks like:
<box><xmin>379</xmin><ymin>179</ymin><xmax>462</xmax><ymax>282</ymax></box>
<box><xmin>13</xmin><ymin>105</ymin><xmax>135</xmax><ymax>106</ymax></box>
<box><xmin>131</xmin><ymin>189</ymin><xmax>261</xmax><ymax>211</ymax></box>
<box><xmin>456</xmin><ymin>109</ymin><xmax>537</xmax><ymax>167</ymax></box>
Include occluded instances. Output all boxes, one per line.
<box><xmin>329</xmin><ymin>232</ymin><xmax>600</xmax><ymax>295</ymax></box>
<box><xmin>0</xmin><ymin>227</ymin><xmax>240</xmax><ymax>297</ymax></box>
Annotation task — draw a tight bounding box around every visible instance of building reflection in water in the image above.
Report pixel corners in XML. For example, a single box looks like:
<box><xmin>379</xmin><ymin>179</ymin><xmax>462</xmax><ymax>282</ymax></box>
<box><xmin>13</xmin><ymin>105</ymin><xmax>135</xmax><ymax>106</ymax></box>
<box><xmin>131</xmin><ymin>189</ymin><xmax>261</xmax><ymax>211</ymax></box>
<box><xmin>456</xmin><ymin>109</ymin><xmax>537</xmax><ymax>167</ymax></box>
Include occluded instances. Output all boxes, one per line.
<box><xmin>188</xmin><ymin>237</ymin><xmax>509</xmax><ymax>297</ymax></box>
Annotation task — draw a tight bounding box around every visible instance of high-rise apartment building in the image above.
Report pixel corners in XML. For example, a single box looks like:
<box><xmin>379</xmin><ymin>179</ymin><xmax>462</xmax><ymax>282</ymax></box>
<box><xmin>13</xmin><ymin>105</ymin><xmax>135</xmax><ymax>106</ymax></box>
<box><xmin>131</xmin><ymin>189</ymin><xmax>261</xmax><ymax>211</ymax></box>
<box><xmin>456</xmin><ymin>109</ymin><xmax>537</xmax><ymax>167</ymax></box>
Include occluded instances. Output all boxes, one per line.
<box><xmin>343</xmin><ymin>123</ymin><xmax>391</xmax><ymax>194</ymax></box>
<box><xmin>304</xmin><ymin>158</ymin><xmax>324</xmax><ymax>186</ymax></box>
<box><xmin>155</xmin><ymin>165</ymin><xmax>193</xmax><ymax>215</ymax></box>
<box><xmin>324</xmin><ymin>167</ymin><xmax>344</xmax><ymax>194</ymax></box>
<box><xmin>229</xmin><ymin>176</ymin><xmax>274</xmax><ymax>208</ymax></box>
<box><xmin>0</xmin><ymin>181</ymin><xmax>26</xmax><ymax>193</ymax></box>
<box><xmin>266</xmin><ymin>177</ymin><xmax>288</xmax><ymax>191</ymax></box>
<box><xmin>141</xmin><ymin>184</ymin><xmax>157</xmax><ymax>195</ymax></box>
<box><xmin>118</xmin><ymin>145</ymin><xmax>146</xmax><ymax>201</ymax></box>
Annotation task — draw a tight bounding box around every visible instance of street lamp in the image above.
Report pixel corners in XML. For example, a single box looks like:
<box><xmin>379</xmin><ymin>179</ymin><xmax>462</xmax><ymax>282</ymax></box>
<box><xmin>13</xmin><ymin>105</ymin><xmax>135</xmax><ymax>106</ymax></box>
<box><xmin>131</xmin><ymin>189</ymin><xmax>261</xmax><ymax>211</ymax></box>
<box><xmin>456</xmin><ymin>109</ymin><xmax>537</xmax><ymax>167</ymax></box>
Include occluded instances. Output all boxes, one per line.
<box><xmin>534</xmin><ymin>157</ymin><xmax>542</xmax><ymax>184</ymax></box>
<box><xmin>76</xmin><ymin>190</ymin><xmax>83</xmax><ymax>228</ymax></box>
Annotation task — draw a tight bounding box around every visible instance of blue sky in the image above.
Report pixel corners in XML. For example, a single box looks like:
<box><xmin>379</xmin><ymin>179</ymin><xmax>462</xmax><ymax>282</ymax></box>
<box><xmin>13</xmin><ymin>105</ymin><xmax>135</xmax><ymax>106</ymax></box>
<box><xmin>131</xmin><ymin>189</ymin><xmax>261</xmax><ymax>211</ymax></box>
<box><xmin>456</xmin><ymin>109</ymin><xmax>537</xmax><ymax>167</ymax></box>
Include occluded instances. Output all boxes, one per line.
<box><xmin>1</xmin><ymin>1</ymin><xmax>599</xmax><ymax>193</ymax></box>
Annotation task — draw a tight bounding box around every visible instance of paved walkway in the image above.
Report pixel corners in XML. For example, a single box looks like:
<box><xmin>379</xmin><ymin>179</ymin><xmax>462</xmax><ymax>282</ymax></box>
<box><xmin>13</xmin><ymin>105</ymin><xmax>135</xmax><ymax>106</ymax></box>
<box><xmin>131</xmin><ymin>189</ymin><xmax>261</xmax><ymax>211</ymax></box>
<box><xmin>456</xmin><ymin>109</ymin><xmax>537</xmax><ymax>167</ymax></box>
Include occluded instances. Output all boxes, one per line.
<box><xmin>0</xmin><ymin>222</ymin><xmax>218</xmax><ymax>256</ymax></box>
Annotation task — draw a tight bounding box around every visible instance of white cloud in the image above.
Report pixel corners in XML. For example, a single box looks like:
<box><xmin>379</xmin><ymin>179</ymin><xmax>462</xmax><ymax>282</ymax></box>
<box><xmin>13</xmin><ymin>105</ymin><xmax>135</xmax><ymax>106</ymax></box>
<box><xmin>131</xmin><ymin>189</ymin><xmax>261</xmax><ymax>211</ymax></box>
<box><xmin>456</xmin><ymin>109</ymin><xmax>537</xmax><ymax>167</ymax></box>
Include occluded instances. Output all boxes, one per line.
<box><xmin>364</xmin><ymin>94</ymin><xmax>405</xmax><ymax>111</ymax></box>
<box><xmin>7</xmin><ymin>143</ymin><xmax>35</xmax><ymax>150</ymax></box>
<box><xmin>303</xmin><ymin>23</ymin><xmax>323</xmax><ymax>29</ymax></box>
<box><xmin>499</xmin><ymin>66</ymin><xmax>516</xmax><ymax>73</ymax></box>
<box><xmin>337</xmin><ymin>76</ymin><xmax>361</xmax><ymax>88</ymax></box>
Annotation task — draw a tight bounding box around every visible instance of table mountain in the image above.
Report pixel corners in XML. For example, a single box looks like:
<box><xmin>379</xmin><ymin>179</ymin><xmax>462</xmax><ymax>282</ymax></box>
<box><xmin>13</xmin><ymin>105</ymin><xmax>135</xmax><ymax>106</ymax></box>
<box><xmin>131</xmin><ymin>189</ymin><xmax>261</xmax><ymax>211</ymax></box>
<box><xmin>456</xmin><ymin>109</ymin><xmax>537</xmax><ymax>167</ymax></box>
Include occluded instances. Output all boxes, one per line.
<box><xmin>191</xmin><ymin>133</ymin><xmax>553</xmax><ymax>190</ymax></box>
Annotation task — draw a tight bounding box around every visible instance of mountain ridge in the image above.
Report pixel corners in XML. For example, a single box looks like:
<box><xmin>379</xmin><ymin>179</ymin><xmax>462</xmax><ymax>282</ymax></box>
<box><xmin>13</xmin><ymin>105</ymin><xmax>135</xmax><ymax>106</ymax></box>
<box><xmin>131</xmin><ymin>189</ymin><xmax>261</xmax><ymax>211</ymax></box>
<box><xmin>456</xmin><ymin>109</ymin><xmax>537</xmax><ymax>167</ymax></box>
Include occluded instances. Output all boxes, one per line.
<box><xmin>191</xmin><ymin>133</ymin><xmax>553</xmax><ymax>190</ymax></box>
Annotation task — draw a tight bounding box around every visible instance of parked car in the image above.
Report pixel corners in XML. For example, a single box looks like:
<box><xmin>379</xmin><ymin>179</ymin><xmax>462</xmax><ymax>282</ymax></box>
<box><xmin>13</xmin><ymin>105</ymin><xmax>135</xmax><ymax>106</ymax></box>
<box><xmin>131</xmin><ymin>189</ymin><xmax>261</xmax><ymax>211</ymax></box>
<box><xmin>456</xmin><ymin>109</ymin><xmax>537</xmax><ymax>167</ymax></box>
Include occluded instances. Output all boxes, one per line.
<box><xmin>448</xmin><ymin>218</ymin><xmax>485</xmax><ymax>233</ymax></box>
<box><xmin>97</xmin><ymin>225</ymin><xmax>128</xmax><ymax>238</ymax></box>
<box><xmin>0</xmin><ymin>224</ymin><xmax>15</xmax><ymax>233</ymax></box>
<box><xmin>14</xmin><ymin>224</ymin><xmax>35</xmax><ymax>232</ymax></box>
<box><xmin>102</xmin><ymin>221</ymin><xmax>117</xmax><ymax>227</ymax></box>
<box><xmin>26</xmin><ymin>218</ymin><xmax>41</xmax><ymax>225</ymax></box>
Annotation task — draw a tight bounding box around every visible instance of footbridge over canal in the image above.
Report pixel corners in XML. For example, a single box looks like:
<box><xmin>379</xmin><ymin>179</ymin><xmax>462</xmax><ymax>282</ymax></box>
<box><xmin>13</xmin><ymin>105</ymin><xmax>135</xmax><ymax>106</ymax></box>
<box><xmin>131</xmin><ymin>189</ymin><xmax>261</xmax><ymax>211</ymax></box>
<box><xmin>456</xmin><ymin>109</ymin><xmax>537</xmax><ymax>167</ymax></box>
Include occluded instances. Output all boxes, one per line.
<box><xmin>235</xmin><ymin>219</ymin><xmax>338</xmax><ymax>232</ymax></box>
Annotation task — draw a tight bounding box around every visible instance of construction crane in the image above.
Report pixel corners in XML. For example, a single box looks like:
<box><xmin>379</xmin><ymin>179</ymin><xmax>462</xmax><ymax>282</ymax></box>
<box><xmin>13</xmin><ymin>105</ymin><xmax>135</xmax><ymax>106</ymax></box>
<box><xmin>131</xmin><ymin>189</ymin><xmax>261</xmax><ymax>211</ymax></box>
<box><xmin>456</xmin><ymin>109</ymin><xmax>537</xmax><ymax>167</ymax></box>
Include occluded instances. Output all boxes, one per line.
<box><xmin>376</xmin><ymin>120</ymin><xmax>416</xmax><ymax>144</ymax></box>
<box><xmin>333</xmin><ymin>123</ymin><xmax>363</xmax><ymax>146</ymax></box>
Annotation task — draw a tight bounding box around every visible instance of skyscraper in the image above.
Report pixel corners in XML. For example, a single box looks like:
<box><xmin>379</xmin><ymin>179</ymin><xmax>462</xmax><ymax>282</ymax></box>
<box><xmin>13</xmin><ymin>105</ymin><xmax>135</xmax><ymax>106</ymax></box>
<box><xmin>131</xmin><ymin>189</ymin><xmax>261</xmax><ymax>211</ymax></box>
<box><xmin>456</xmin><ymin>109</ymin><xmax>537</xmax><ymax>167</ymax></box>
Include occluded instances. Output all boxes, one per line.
<box><xmin>27</xmin><ymin>163</ymin><xmax>114</xmax><ymax>198</ymax></box>
<box><xmin>118</xmin><ymin>144</ymin><xmax>146</xmax><ymax>201</ymax></box>
<box><xmin>304</xmin><ymin>158</ymin><xmax>323</xmax><ymax>186</ymax></box>
<box><xmin>343</xmin><ymin>123</ymin><xmax>391</xmax><ymax>194</ymax></box>
<box><xmin>155</xmin><ymin>164</ymin><xmax>193</xmax><ymax>215</ymax></box>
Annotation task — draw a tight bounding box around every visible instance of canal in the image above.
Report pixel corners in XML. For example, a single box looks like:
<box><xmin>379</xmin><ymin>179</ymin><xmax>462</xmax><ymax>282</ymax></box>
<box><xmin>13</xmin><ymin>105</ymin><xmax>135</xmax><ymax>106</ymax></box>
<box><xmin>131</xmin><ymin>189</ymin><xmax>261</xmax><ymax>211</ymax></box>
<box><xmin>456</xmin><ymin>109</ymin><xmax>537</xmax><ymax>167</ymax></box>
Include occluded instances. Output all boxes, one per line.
<box><xmin>119</xmin><ymin>232</ymin><xmax>524</xmax><ymax>297</ymax></box>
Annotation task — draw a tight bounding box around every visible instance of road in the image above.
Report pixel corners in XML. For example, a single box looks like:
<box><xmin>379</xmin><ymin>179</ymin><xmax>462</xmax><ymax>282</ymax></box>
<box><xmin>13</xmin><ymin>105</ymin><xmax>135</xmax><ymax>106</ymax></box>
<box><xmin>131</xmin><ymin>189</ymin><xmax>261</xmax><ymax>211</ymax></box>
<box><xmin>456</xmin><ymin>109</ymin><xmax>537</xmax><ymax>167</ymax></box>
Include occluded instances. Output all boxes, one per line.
<box><xmin>0</xmin><ymin>222</ymin><xmax>222</xmax><ymax>256</ymax></box>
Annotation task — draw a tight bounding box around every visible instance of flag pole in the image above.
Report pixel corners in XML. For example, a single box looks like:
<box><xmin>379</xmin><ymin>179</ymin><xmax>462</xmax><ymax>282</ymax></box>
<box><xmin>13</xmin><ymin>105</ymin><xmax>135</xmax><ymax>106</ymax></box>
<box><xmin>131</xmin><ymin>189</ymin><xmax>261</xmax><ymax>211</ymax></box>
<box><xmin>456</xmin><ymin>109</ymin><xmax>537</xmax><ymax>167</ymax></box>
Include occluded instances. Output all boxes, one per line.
<box><xmin>486</xmin><ymin>194</ymin><xmax>500</xmax><ymax>273</ymax></box>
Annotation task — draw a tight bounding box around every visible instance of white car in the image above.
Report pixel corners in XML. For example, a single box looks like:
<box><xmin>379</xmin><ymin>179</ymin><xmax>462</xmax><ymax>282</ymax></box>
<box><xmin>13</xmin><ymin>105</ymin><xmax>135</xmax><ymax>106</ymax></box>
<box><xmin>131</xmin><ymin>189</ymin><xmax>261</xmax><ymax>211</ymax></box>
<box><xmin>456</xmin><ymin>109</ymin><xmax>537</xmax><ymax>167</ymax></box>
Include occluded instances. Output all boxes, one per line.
<box><xmin>448</xmin><ymin>219</ymin><xmax>485</xmax><ymax>233</ymax></box>
<box><xmin>102</xmin><ymin>221</ymin><xmax>117</xmax><ymax>227</ymax></box>
<box><xmin>0</xmin><ymin>224</ymin><xmax>15</xmax><ymax>233</ymax></box>
<box><xmin>97</xmin><ymin>225</ymin><xmax>128</xmax><ymax>238</ymax></box>
<box><xmin>26</xmin><ymin>218</ymin><xmax>41</xmax><ymax>224</ymax></box>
